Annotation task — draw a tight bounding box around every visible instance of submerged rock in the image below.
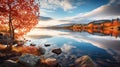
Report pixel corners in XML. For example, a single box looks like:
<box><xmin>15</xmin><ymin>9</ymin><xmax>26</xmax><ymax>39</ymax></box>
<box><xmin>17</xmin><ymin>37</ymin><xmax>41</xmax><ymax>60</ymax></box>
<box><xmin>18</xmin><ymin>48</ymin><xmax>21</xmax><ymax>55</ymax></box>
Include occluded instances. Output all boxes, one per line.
<box><xmin>30</xmin><ymin>43</ymin><xmax>36</xmax><ymax>46</ymax></box>
<box><xmin>52</xmin><ymin>48</ymin><xmax>62</xmax><ymax>55</ymax></box>
<box><xmin>44</xmin><ymin>44</ymin><xmax>50</xmax><ymax>47</ymax></box>
<box><xmin>75</xmin><ymin>55</ymin><xmax>96</xmax><ymax>67</ymax></box>
<box><xmin>38</xmin><ymin>47</ymin><xmax>46</xmax><ymax>55</ymax></box>
<box><xmin>18</xmin><ymin>54</ymin><xmax>40</xmax><ymax>67</ymax></box>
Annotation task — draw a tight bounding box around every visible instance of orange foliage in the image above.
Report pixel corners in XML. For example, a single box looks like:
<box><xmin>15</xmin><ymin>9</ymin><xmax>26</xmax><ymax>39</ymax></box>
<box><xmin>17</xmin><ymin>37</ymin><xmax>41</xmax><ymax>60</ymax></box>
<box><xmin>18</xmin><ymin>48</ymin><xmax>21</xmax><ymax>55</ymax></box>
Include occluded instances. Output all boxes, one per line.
<box><xmin>0</xmin><ymin>0</ymin><xmax>39</xmax><ymax>38</ymax></box>
<box><xmin>87</xmin><ymin>23</ymin><xmax>94</xmax><ymax>28</ymax></box>
<box><xmin>103</xmin><ymin>22</ymin><xmax>112</xmax><ymax>27</ymax></box>
<box><xmin>0</xmin><ymin>44</ymin><xmax>39</xmax><ymax>55</ymax></box>
<box><xmin>113</xmin><ymin>19</ymin><xmax>120</xmax><ymax>26</ymax></box>
<box><xmin>12</xmin><ymin>46</ymin><xmax>39</xmax><ymax>55</ymax></box>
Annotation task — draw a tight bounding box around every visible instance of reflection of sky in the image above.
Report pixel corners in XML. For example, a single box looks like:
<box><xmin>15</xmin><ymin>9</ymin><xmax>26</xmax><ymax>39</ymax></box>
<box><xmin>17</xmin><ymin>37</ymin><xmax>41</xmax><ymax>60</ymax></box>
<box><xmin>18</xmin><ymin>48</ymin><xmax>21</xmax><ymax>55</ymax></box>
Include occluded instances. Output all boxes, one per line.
<box><xmin>46</xmin><ymin>37</ymin><xmax>118</xmax><ymax>66</ymax></box>
<box><xmin>25</xmin><ymin>28</ymin><xmax>120</xmax><ymax>67</ymax></box>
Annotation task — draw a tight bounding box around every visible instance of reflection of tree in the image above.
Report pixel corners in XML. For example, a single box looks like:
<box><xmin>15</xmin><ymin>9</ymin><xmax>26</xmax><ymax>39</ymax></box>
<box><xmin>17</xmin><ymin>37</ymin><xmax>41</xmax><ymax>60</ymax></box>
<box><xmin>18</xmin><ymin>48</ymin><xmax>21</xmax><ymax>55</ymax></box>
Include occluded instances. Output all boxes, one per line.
<box><xmin>70</xmin><ymin>19</ymin><xmax>120</xmax><ymax>38</ymax></box>
<box><xmin>71</xmin><ymin>27</ymin><xmax>120</xmax><ymax>38</ymax></box>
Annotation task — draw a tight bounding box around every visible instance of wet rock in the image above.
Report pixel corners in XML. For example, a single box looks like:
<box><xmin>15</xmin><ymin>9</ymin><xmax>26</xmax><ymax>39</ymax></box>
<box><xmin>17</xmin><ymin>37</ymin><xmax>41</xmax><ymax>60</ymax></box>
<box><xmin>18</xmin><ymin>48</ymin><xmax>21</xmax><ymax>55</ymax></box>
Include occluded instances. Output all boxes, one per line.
<box><xmin>18</xmin><ymin>54</ymin><xmax>40</xmax><ymax>67</ymax></box>
<box><xmin>0</xmin><ymin>60</ymin><xmax>19</xmax><ymax>67</ymax></box>
<box><xmin>52</xmin><ymin>48</ymin><xmax>62</xmax><ymax>55</ymax></box>
<box><xmin>75</xmin><ymin>55</ymin><xmax>96</xmax><ymax>67</ymax></box>
<box><xmin>9</xmin><ymin>56</ymin><xmax>20</xmax><ymax>61</ymax></box>
<box><xmin>30</xmin><ymin>43</ymin><xmax>36</xmax><ymax>46</ymax></box>
<box><xmin>43</xmin><ymin>58</ymin><xmax>62</xmax><ymax>67</ymax></box>
<box><xmin>45</xmin><ymin>58</ymin><xmax>58</xmax><ymax>66</ymax></box>
<box><xmin>0</xmin><ymin>51</ymin><xmax>21</xmax><ymax>62</ymax></box>
<box><xmin>44</xmin><ymin>44</ymin><xmax>50</xmax><ymax>47</ymax></box>
<box><xmin>38</xmin><ymin>47</ymin><xmax>46</xmax><ymax>55</ymax></box>
<box><xmin>69</xmin><ymin>64</ymin><xmax>75</xmax><ymax>67</ymax></box>
<box><xmin>0</xmin><ymin>33</ymin><xmax>10</xmax><ymax>45</ymax></box>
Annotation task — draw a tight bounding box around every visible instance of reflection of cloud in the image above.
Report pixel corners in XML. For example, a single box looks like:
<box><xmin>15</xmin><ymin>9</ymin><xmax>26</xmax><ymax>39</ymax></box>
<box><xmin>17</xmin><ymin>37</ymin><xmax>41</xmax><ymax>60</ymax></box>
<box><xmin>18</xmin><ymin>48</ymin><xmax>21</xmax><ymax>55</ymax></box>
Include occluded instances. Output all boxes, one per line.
<box><xmin>25</xmin><ymin>28</ymin><xmax>120</xmax><ymax>65</ymax></box>
<box><xmin>26</xmin><ymin>35</ymin><xmax>53</xmax><ymax>39</ymax></box>
<box><xmin>64</xmin><ymin>35</ymin><xmax>104</xmax><ymax>48</ymax></box>
<box><xmin>92</xmin><ymin>38</ymin><xmax>120</xmax><ymax>54</ymax></box>
<box><xmin>65</xmin><ymin>32</ymin><xmax>120</xmax><ymax>55</ymax></box>
<box><xmin>26</xmin><ymin>28</ymin><xmax>69</xmax><ymax>40</ymax></box>
<box><xmin>26</xmin><ymin>28</ymin><xmax>120</xmax><ymax>57</ymax></box>
<box><xmin>59</xmin><ymin>33</ymin><xmax>70</xmax><ymax>36</ymax></box>
<box><xmin>62</xmin><ymin>43</ymin><xmax>76</xmax><ymax>52</ymax></box>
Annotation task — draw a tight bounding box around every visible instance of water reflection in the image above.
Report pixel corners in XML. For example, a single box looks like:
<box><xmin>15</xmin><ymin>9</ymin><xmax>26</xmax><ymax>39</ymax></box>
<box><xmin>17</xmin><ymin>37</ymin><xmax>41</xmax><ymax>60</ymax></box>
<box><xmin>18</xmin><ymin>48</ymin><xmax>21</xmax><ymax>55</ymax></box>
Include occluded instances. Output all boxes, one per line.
<box><xmin>69</xmin><ymin>19</ymin><xmax>120</xmax><ymax>38</ymax></box>
<box><xmin>25</xmin><ymin>28</ymin><xmax>120</xmax><ymax>67</ymax></box>
<box><xmin>44</xmin><ymin>37</ymin><xmax>119</xmax><ymax>67</ymax></box>
<box><xmin>70</xmin><ymin>27</ymin><xmax>120</xmax><ymax>38</ymax></box>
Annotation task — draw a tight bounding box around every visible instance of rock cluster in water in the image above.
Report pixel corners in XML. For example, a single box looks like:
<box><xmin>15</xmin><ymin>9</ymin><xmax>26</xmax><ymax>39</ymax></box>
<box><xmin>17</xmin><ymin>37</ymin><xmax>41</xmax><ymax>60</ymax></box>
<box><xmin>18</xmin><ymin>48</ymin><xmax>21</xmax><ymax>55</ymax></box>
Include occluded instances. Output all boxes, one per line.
<box><xmin>0</xmin><ymin>42</ymin><xmax>96</xmax><ymax>67</ymax></box>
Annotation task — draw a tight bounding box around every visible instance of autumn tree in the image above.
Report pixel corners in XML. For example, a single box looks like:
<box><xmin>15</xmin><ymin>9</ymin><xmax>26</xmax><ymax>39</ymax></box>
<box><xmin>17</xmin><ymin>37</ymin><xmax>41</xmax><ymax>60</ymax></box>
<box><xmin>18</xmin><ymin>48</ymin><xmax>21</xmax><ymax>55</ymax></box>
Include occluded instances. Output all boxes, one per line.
<box><xmin>0</xmin><ymin>0</ymin><xmax>39</xmax><ymax>48</ymax></box>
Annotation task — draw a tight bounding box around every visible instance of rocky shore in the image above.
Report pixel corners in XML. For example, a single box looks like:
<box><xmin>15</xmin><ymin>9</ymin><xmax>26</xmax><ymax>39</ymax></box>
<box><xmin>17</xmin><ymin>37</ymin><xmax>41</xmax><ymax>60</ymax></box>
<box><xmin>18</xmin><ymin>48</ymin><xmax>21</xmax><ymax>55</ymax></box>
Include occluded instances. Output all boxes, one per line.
<box><xmin>0</xmin><ymin>42</ymin><xmax>96</xmax><ymax>67</ymax></box>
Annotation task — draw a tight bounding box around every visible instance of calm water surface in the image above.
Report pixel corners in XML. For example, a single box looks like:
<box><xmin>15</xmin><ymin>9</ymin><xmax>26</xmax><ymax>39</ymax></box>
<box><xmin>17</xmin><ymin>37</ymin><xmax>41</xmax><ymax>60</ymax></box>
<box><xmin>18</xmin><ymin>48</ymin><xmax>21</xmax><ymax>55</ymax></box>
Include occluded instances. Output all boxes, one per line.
<box><xmin>25</xmin><ymin>28</ymin><xmax>120</xmax><ymax>67</ymax></box>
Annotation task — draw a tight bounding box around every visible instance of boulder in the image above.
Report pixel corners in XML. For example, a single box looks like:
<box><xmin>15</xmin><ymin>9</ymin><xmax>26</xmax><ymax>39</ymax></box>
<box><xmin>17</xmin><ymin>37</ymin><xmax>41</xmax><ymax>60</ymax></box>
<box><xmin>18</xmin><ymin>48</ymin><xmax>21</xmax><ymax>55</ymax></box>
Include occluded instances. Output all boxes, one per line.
<box><xmin>38</xmin><ymin>47</ymin><xmax>46</xmax><ymax>55</ymax></box>
<box><xmin>0</xmin><ymin>51</ymin><xmax>21</xmax><ymax>62</ymax></box>
<box><xmin>18</xmin><ymin>54</ymin><xmax>40</xmax><ymax>67</ymax></box>
<box><xmin>52</xmin><ymin>48</ymin><xmax>62</xmax><ymax>55</ymax></box>
<box><xmin>45</xmin><ymin>58</ymin><xmax>58</xmax><ymax>66</ymax></box>
<box><xmin>75</xmin><ymin>55</ymin><xmax>96</xmax><ymax>67</ymax></box>
<box><xmin>0</xmin><ymin>60</ymin><xmax>19</xmax><ymax>67</ymax></box>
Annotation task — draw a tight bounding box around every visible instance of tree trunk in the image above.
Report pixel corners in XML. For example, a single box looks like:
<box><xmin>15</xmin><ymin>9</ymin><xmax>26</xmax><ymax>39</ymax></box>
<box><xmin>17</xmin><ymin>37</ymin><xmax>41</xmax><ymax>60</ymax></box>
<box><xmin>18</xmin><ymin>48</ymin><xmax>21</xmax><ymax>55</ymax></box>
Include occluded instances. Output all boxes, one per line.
<box><xmin>7</xmin><ymin>2</ymin><xmax>14</xmax><ymax>50</ymax></box>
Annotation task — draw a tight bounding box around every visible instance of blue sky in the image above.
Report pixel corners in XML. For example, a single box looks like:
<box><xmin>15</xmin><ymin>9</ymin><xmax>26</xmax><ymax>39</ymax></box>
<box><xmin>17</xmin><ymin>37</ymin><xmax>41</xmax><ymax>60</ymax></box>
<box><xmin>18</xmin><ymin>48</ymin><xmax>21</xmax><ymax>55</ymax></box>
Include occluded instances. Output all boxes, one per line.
<box><xmin>38</xmin><ymin>0</ymin><xmax>120</xmax><ymax>27</ymax></box>
<box><xmin>40</xmin><ymin>0</ymin><xmax>109</xmax><ymax>19</ymax></box>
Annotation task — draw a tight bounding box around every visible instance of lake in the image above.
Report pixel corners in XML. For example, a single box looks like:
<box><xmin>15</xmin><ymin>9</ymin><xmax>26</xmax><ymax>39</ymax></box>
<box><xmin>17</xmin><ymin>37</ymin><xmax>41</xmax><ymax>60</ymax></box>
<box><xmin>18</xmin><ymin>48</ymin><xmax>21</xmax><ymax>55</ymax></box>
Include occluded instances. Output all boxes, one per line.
<box><xmin>25</xmin><ymin>28</ymin><xmax>120</xmax><ymax>67</ymax></box>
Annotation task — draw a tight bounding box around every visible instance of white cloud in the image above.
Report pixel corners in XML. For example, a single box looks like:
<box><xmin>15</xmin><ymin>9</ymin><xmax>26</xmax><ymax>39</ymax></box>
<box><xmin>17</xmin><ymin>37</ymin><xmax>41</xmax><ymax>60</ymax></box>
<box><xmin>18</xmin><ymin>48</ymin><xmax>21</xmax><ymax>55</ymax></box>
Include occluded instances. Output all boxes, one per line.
<box><xmin>41</xmin><ymin>9</ymin><xmax>55</xmax><ymax>13</ymax></box>
<box><xmin>37</xmin><ymin>19</ymin><xmax>70</xmax><ymax>27</ymax></box>
<box><xmin>60</xmin><ymin>0</ymin><xmax>74</xmax><ymax>11</ymax></box>
<box><xmin>62</xmin><ymin>0</ymin><xmax>120</xmax><ymax>24</ymax></box>
<box><xmin>39</xmin><ymin>0</ymin><xmax>81</xmax><ymax>11</ymax></box>
<box><xmin>82</xmin><ymin>3</ymin><xmax>120</xmax><ymax>20</ymax></box>
<box><xmin>39</xmin><ymin>0</ymin><xmax>120</xmax><ymax>24</ymax></box>
<box><xmin>40</xmin><ymin>11</ymin><xmax>47</xmax><ymax>16</ymax></box>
